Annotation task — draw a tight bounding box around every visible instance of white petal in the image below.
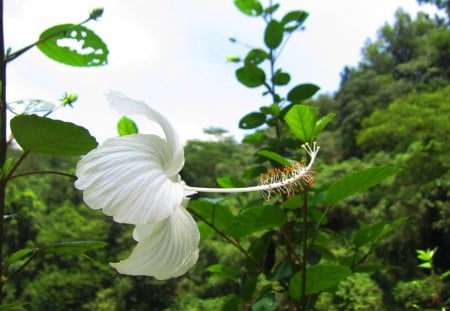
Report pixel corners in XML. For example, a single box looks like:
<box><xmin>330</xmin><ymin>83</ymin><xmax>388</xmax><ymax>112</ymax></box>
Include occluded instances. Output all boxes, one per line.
<box><xmin>75</xmin><ymin>134</ymin><xmax>184</xmax><ymax>224</ymax></box>
<box><xmin>106</xmin><ymin>91</ymin><xmax>184</xmax><ymax>176</ymax></box>
<box><xmin>111</xmin><ymin>206</ymin><xmax>200</xmax><ymax>280</ymax></box>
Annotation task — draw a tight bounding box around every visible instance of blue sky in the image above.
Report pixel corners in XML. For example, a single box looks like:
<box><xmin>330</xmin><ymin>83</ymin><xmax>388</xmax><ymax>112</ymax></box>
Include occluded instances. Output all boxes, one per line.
<box><xmin>5</xmin><ymin>0</ymin><xmax>437</xmax><ymax>143</ymax></box>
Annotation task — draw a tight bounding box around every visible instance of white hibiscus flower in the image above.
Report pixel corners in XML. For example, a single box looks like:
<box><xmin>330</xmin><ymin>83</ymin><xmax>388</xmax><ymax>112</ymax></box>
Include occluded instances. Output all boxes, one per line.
<box><xmin>75</xmin><ymin>91</ymin><xmax>319</xmax><ymax>279</ymax></box>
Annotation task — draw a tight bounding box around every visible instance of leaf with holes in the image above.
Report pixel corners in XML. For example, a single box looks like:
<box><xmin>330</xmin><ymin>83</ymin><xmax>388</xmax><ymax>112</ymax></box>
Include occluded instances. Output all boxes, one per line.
<box><xmin>234</xmin><ymin>0</ymin><xmax>263</xmax><ymax>16</ymax></box>
<box><xmin>37</xmin><ymin>24</ymin><xmax>108</xmax><ymax>67</ymax></box>
<box><xmin>239</xmin><ymin>112</ymin><xmax>266</xmax><ymax>129</ymax></box>
<box><xmin>281</xmin><ymin>10</ymin><xmax>309</xmax><ymax>32</ymax></box>
<box><xmin>10</xmin><ymin>114</ymin><xmax>98</xmax><ymax>156</ymax></box>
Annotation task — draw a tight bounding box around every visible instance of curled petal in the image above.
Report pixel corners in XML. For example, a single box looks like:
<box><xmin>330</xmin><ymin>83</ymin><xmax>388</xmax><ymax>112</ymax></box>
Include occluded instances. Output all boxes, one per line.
<box><xmin>106</xmin><ymin>91</ymin><xmax>184</xmax><ymax>176</ymax></box>
<box><xmin>111</xmin><ymin>206</ymin><xmax>200</xmax><ymax>280</ymax></box>
<box><xmin>75</xmin><ymin>134</ymin><xmax>184</xmax><ymax>224</ymax></box>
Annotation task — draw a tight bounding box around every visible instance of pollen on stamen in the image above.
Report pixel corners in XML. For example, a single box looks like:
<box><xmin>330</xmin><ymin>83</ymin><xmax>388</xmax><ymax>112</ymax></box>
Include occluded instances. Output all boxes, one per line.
<box><xmin>258</xmin><ymin>156</ymin><xmax>316</xmax><ymax>202</ymax></box>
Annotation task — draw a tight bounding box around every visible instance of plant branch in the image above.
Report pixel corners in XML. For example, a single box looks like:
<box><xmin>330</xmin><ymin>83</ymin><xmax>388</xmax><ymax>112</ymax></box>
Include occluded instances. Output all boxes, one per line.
<box><xmin>5</xmin><ymin>14</ymin><xmax>95</xmax><ymax>63</ymax></box>
<box><xmin>0</xmin><ymin>0</ymin><xmax>7</xmax><ymax>298</ymax></box>
<box><xmin>9</xmin><ymin>170</ymin><xmax>76</xmax><ymax>181</ymax></box>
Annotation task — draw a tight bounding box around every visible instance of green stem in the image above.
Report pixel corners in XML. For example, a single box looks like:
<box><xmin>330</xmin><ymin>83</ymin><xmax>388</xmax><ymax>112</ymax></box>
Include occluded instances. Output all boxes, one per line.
<box><xmin>6</xmin><ymin>250</ymin><xmax>40</xmax><ymax>282</ymax></box>
<box><xmin>300</xmin><ymin>191</ymin><xmax>308</xmax><ymax>310</ymax></box>
<box><xmin>0</xmin><ymin>0</ymin><xmax>6</xmax><ymax>298</ymax></box>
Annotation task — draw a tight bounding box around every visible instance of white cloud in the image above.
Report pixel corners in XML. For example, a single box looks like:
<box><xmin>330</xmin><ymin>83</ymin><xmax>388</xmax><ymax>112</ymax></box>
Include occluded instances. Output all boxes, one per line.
<box><xmin>4</xmin><ymin>0</ymin><xmax>438</xmax><ymax>143</ymax></box>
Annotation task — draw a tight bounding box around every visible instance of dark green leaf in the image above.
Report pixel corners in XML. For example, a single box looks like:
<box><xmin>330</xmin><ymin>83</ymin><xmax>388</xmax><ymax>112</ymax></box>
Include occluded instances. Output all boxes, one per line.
<box><xmin>284</xmin><ymin>105</ymin><xmax>317</xmax><ymax>142</ymax></box>
<box><xmin>268</xmin><ymin>261</ymin><xmax>292</xmax><ymax>281</ymax></box>
<box><xmin>353</xmin><ymin>222</ymin><xmax>387</xmax><ymax>248</ymax></box>
<box><xmin>248</xmin><ymin>232</ymin><xmax>273</xmax><ymax>265</ymax></box>
<box><xmin>234</xmin><ymin>0</ymin><xmax>263</xmax><ymax>16</ymax></box>
<box><xmin>0</xmin><ymin>302</ymin><xmax>30</xmax><ymax>310</ymax></box>
<box><xmin>287</xmin><ymin>83</ymin><xmax>320</xmax><ymax>103</ymax></box>
<box><xmin>223</xmin><ymin>296</ymin><xmax>242</xmax><ymax>311</ymax></box>
<box><xmin>207</xmin><ymin>264</ymin><xmax>240</xmax><ymax>280</ymax></box>
<box><xmin>273</xmin><ymin>69</ymin><xmax>290</xmax><ymax>85</ymax></box>
<box><xmin>353</xmin><ymin>264</ymin><xmax>400</xmax><ymax>273</ymax></box>
<box><xmin>312</xmin><ymin>113</ymin><xmax>336</xmax><ymax>138</ymax></box>
<box><xmin>242</xmin><ymin>165</ymin><xmax>267</xmax><ymax>179</ymax></box>
<box><xmin>257</xmin><ymin>150</ymin><xmax>290</xmax><ymax>166</ymax></box>
<box><xmin>281</xmin><ymin>10</ymin><xmax>309</xmax><ymax>32</ymax></box>
<box><xmin>245</xmin><ymin>49</ymin><xmax>269</xmax><ymax>65</ymax></box>
<box><xmin>251</xmin><ymin>292</ymin><xmax>276</xmax><ymax>311</ymax></box>
<box><xmin>236</xmin><ymin>65</ymin><xmax>266</xmax><ymax>88</ymax></box>
<box><xmin>217</xmin><ymin>176</ymin><xmax>246</xmax><ymax>188</ymax></box>
<box><xmin>117</xmin><ymin>116</ymin><xmax>138</xmax><ymax>136</ymax></box>
<box><xmin>39</xmin><ymin>241</ymin><xmax>107</xmax><ymax>256</ymax></box>
<box><xmin>289</xmin><ymin>265</ymin><xmax>350</xmax><ymax>299</ymax></box>
<box><xmin>264</xmin><ymin>20</ymin><xmax>284</xmax><ymax>49</ymax></box>
<box><xmin>239</xmin><ymin>112</ymin><xmax>266</xmax><ymax>129</ymax></box>
<box><xmin>325</xmin><ymin>167</ymin><xmax>401</xmax><ymax>205</ymax></box>
<box><xmin>264</xmin><ymin>3</ymin><xmax>280</xmax><ymax>15</ymax></box>
<box><xmin>189</xmin><ymin>199</ymin><xmax>233</xmax><ymax>232</ymax></box>
<box><xmin>242</xmin><ymin>277</ymin><xmax>258</xmax><ymax>300</ymax></box>
<box><xmin>4</xmin><ymin>248</ymin><xmax>34</xmax><ymax>270</ymax></box>
<box><xmin>37</xmin><ymin>24</ymin><xmax>108</xmax><ymax>67</ymax></box>
<box><xmin>10</xmin><ymin>114</ymin><xmax>98</xmax><ymax>156</ymax></box>
<box><xmin>243</xmin><ymin>131</ymin><xmax>267</xmax><ymax>143</ymax></box>
<box><xmin>225</xmin><ymin>205</ymin><xmax>286</xmax><ymax>238</ymax></box>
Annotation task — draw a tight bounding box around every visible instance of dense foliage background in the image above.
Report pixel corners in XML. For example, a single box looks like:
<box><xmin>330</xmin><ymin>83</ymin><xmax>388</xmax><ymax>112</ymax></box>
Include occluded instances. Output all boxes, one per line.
<box><xmin>2</xmin><ymin>1</ymin><xmax>449</xmax><ymax>310</ymax></box>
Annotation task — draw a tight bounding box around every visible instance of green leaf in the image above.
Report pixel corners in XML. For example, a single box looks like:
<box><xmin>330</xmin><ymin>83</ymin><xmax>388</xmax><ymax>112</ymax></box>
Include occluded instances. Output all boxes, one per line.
<box><xmin>251</xmin><ymin>292</ymin><xmax>276</xmax><ymax>311</ymax></box>
<box><xmin>284</xmin><ymin>105</ymin><xmax>317</xmax><ymax>142</ymax></box>
<box><xmin>264</xmin><ymin>20</ymin><xmax>284</xmax><ymax>49</ymax></box>
<box><xmin>312</xmin><ymin>113</ymin><xmax>336</xmax><ymax>138</ymax></box>
<box><xmin>289</xmin><ymin>265</ymin><xmax>350</xmax><ymax>299</ymax></box>
<box><xmin>287</xmin><ymin>83</ymin><xmax>320</xmax><ymax>103</ymax></box>
<box><xmin>217</xmin><ymin>176</ymin><xmax>246</xmax><ymax>188</ymax></box>
<box><xmin>10</xmin><ymin>114</ymin><xmax>98</xmax><ymax>156</ymax></box>
<box><xmin>225</xmin><ymin>205</ymin><xmax>286</xmax><ymax>238</ymax></box>
<box><xmin>37</xmin><ymin>24</ymin><xmax>108</xmax><ymax>67</ymax></box>
<box><xmin>189</xmin><ymin>199</ymin><xmax>233</xmax><ymax>232</ymax></box>
<box><xmin>239</xmin><ymin>112</ymin><xmax>266</xmax><ymax>129</ymax></box>
<box><xmin>281</xmin><ymin>10</ymin><xmax>309</xmax><ymax>32</ymax></box>
<box><xmin>117</xmin><ymin>116</ymin><xmax>138</xmax><ymax>136</ymax></box>
<box><xmin>325</xmin><ymin>167</ymin><xmax>401</xmax><ymax>205</ymax></box>
<box><xmin>268</xmin><ymin>261</ymin><xmax>293</xmax><ymax>281</ymax></box>
<box><xmin>273</xmin><ymin>69</ymin><xmax>290</xmax><ymax>86</ymax></box>
<box><xmin>353</xmin><ymin>222</ymin><xmax>387</xmax><ymax>248</ymax></box>
<box><xmin>242</xmin><ymin>277</ymin><xmax>258</xmax><ymax>299</ymax></box>
<box><xmin>243</xmin><ymin>131</ymin><xmax>267</xmax><ymax>143</ymax></box>
<box><xmin>197</xmin><ymin>221</ymin><xmax>215</xmax><ymax>239</ymax></box>
<box><xmin>236</xmin><ymin>65</ymin><xmax>266</xmax><ymax>88</ymax></box>
<box><xmin>352</xmin><ymin>264</ymin><xmax>400</xmax><ymax>273</ymax></box>
<box><xmin>234</xmin><ymin>0</ymin><xmax>263</xmax><ymax>16</ymax></box>
<box><xmin>207</xmin><ymin>264</ymin><xmax>240</xmax><ymax>280</ymax></box>
<box><xmin>242</xmin><ymin>165</ymin><xmax>267</xmax><ymax>179</ymax></box>
<box><xmin>257</xmin><ymin>150</ymin><xmax>291</xmax><ymax>166</ymax></box>
<box><xmin>38</xmin><ymin>240</ymin><xmax>107</xmax><ymax>256</ymax></box>
<box><xmin>264</xmin><ymin>3</ymin><xmax>280</xmax><ymax>15</ymax></box>
<box><xmin>245</xmin><ymin>49</ymin><xmax>269</xmax><ymax>65</ymax></box>
<box><xmin>4</xmin><ymin>248</ymin><xmax>34</xmax><ymax>271</ymax></box>
<box><xmin>0</xmin><ymin>302</ymin><xmax>30</xmax><ymax>310</ymax></box>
